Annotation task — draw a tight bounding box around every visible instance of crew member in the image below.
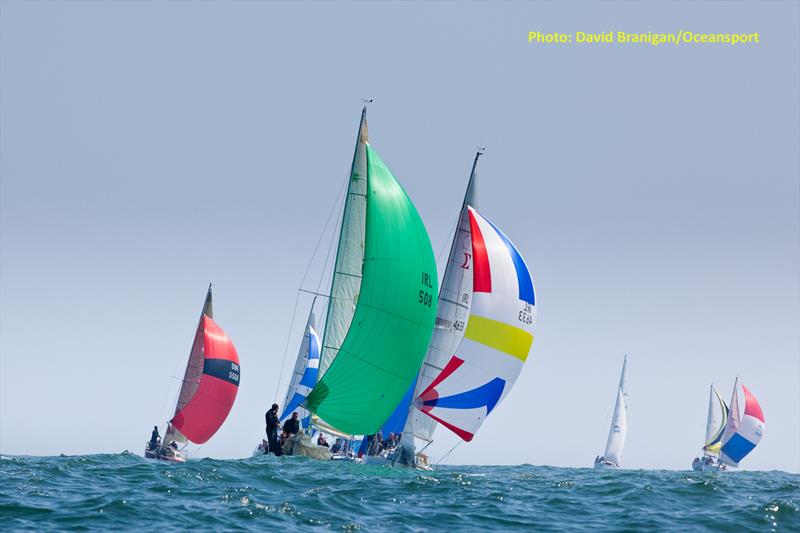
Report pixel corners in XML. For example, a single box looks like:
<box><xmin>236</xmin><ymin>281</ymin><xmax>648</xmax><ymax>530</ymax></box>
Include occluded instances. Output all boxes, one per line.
<box><xmin>265</xmin><ymin>403</ymin><xmax>280</xmax><ymax>454</ymax></box>
<box><xmin>283</xmin><ymin>412</ymin><xmax>301</xmax><ymax>436</ymax></box>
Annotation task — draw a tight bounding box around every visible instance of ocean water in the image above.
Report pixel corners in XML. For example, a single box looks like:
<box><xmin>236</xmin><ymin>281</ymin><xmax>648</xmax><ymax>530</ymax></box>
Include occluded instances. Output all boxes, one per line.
<box><xmin>1</xmin><ymin>453</ymin><xmax>798</xmax><ymax>532</ymax></box>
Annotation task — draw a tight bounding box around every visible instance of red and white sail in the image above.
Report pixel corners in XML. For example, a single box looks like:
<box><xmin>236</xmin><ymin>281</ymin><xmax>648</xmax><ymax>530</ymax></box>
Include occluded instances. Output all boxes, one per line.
<box><xmin>165</xmin><ymin>288</ymin><xmax>240</xmax><ymax>445</ymax></box>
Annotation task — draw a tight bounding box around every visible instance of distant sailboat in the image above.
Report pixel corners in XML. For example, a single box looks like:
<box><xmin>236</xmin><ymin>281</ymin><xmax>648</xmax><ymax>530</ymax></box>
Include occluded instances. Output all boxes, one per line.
<box><xmin>718</xmin><ymin>379</ymin><xmax>765</xmax><ymax>469</ymax></box>
<box><xmin>374</xmin><ymin>152</ymin><xmax>537</xmax><ymax>469</ymax></box>
<box><xmin>146</xmin><ymin>285</ymin><xmax>240</xmax><ymax>462</ymax></box>
<box><xmin>268</xmin><ymin>107</ymin><xmax>437</xmax><ymax>457</ymax></box>
<box><xmin>594</xmin><ymin>355</ymin><xmax>628</xmax><ymax>469</ymax></box>
<box><xmin>691</xmin><ymin>384</ymin><xmax>728</xmax><ymax>471</ymax></box>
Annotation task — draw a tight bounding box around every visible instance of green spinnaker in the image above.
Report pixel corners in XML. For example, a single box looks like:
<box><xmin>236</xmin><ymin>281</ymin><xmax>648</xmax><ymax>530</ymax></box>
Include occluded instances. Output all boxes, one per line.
<box><xmin>306</xmin><ymin>144</ymin><xmax>438</xmax><ymax>435</ymax></box>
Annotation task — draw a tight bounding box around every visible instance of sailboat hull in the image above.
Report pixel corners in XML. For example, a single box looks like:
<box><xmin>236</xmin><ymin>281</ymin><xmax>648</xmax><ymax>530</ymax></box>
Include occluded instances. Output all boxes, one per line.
<box><xmin>691</xmin><ymin>457</ymin><xmax>725</xmax><ymax>472</ymax></box>
<box><xmin>144</xmin><ymin>444</ymin><xmax>187</xmax><ymax>463</ymax></box>
<box><xmin>593</xmin><ymin>460</ymin><xmax>619</xmax><ymax>470</ymax></box>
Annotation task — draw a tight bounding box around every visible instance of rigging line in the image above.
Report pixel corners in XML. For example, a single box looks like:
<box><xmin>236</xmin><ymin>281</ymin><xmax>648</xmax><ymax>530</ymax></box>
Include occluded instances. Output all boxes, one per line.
<box><xmin>435</xmin><ymin>217</ymin><xmax>459</xmax><ymax>267</ymax></box>
<box><xmin>273</xmin><ymin>173</ymin><xmax>350</xmax><ymax>404</ymax></box>
<box><xmin>273</xmin><ymin>289</ymin><xmax>301</xmax><ymax>403</ymax></box>
<box><xmin>315</xmin><ymin>183</ymin><xmax>347</xmax><ymax>295</ymax></box>
<box><xmin>435</xmin><ymin>440</ymin><xmax>463</xmax><ymax>466</ymax></box>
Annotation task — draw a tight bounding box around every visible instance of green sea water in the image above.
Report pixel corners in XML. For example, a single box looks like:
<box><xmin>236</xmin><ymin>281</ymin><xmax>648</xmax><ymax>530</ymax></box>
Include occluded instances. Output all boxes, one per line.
<box><xmin>1</xmin><ymin>453</ymin><xmax>798</xmax><ymax>531</ymax></box>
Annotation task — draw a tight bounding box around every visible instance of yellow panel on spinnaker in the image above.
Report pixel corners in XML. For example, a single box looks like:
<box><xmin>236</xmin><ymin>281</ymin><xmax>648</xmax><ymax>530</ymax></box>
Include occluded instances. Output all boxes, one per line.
<box><xmin>703</xmin><ymin>442</ymin><xmax>721</xmax><ymax>454</ymax></box>
<box><xmin>464</xmin><ymin>314</ymin><xmax>533</xmax><ymax>362</ymax></box>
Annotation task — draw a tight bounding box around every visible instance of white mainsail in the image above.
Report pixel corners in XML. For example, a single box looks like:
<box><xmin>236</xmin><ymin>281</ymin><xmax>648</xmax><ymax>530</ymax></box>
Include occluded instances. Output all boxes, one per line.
<box><xmin>600</xmin><ymin>355</ymin><xmax>628</xmax><ymax>467</ymax></box>
<box><xmin>702</xmin><ymin>385</ymin><xmax>727</xmax><ymax>456</ymax></box>
<box><xmin>406</xmin><ymin>152</ymin><xmax>480</xmax><ymax>442</ymax></box>
<box><xmin>318</xmin><ymin>109</ymin><xmax>368</xmax><ymax>377</ymax></box>
<box><xmin>603</xmin><ymin>387</ymin><xmax>627</xmax><ymax>465</ymax></box>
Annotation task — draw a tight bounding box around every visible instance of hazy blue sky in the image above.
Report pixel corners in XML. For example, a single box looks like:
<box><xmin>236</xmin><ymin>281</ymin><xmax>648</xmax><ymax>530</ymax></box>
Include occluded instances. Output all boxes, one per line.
<box><xmin>1</xmin><ymin>1</ymin><xmax>798</xmax><ymax>472</ymax></box>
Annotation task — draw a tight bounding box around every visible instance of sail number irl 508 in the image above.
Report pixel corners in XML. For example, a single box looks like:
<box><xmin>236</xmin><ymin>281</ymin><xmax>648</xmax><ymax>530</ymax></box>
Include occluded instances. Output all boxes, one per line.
<box><xmin>418</xmin><ymin>271</ymin><xmax>434</xmax><ymax>307</ymax></box>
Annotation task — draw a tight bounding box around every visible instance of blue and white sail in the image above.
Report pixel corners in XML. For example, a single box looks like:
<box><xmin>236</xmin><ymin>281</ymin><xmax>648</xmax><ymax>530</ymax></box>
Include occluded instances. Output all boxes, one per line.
<box><xmin>280</xmin><ymin>306</ymin><xmax>321</xmax><ymax>429</ymax></box>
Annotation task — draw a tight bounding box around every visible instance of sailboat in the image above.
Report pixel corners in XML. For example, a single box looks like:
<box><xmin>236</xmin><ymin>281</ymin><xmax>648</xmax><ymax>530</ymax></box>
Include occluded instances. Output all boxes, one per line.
<box><xmin>691</xmin><ymin>384</ymin><xmax>728</xmax><ymax>471</ymax></box>
<box><xmin>594</xmin><ymin>355</ymin><xmax>628</xmax><ymax>469</ymax></box>
<box><xmin>279</xmin><ymin>302</ymin><xmax>321</xmax><ymax>431</ymax></box>
<box><xmin>145</xmin><ymin>285</ymin><xmax>241</xmax><ymax>462</ymax></box>
<box><xmin>717</xmin><ymin>378</ymin><xmax>765</xmax><ymax>469</ymax></box>
<box><xmin>270</xmin><ymin>107</ymin><xmax>438</xmax><ymax>455</ymax></box>
<box><xmin>365</xmin><ymin>152</ymin><xmax>537</xmax><ymax>470</ymax></box>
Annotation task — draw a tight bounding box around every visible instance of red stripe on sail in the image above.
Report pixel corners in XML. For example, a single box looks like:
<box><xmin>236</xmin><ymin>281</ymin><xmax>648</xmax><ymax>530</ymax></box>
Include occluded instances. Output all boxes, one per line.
<box><xmin>171</xmin><ymin>316</ymin><xmax>239</xmax><ymax>444</ymax></box>
<box><xmin>419</xmin><ymin>356</ymin><xmax>464</xmax><ymax>400</ymax></box>
<box><xmin>468</xmin><ymin>208</ymin><xmax>492</xmax><ymax>294</ymax></box>
<box><xmin>420</xmin><ymin>409</ymin><xmax>475</xmax><ymax>442</ymax></box>
<box><xmin>742</xmin><ymin>384</ymin><xmax>764</xmax><ymax>423</ymax></box>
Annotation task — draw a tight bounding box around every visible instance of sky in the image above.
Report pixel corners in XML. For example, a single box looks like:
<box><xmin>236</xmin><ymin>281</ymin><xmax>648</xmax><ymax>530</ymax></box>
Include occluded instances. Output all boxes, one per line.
<box><xmin>1</xmin><ymin>1</ymin><xmax>798</xmax><ymax>472</ymax></box>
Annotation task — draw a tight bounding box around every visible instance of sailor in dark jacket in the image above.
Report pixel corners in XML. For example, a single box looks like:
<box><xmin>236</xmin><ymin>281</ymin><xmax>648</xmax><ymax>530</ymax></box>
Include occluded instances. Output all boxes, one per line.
<box><xmin>148</xmin><ymin>426</ymin><xmax>160</xmax><ymax>450</ymax></box>
<box><xmin>265</xmin><ymin>403</ymin><xmax>280</xmax><ymax>454</ymax></box>
<box><xmin>283</xmin><ymin>412</ymin><xmax>301</xmax><ymax>436</ymax></box>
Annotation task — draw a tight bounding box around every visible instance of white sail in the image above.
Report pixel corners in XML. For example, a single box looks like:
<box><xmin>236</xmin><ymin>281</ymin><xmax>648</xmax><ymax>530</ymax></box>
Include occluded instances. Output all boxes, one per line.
<box><xmin>598</xmin><ymin>356</ymin><xmax>628</xmax><ymax>467</ymax></box>
<box><xmin>318</xmin><ymin>109</ymin><xmax>368</xmax><ymax>377</ymax></box>
<box><xmin>603</xmin><ymin>386</ymin><xmax>627</xmax><ymax>465</ymax></box>
<box><xmin>702</xmin><ymin>385</ymin><xmax>727</xmax><ymax>456</ymax></box>
<box><xmin>407</xmin><ymin>153</ymin><xmax>479</xmax><ymax>442</ymax></box>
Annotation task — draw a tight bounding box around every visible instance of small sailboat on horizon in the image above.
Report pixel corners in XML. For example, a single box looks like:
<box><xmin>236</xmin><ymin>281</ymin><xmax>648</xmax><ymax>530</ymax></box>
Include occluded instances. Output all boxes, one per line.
<box><xmin>145</xmin><ymin>285</ymin><xmax>240</xmax><ymax>462</ymax></box>
<box><xmin>594</xmin><ymin>355</ymin><xmax>628</xmax><ymax>470</ymax></box>
<box><xmin>691</xmin><ymin>384</ymin><xmax>728</xmax><ymax>471</ymax></box>
<box><xmin>692</xmin><ymin>378</ymin><xmax>765</xmax><ymax>471</ymax></box>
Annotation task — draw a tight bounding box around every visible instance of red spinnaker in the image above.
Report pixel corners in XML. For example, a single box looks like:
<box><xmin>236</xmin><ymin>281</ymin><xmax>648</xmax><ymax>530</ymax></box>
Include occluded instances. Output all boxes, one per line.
<box><xmin>171</xmin><ymin>316</ymin><xmax>240</xmax><ymax>444</ymax></box>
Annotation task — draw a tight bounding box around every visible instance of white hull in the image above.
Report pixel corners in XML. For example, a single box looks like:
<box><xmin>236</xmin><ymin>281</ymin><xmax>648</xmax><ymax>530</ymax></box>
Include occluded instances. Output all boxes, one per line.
<box><xmin>691</xmin><ymin>457</ymin><xmax>726</xmax><ymax>472</ymax></box>
<box><xmin>357</xmin><ymin>448</ymin><xmax>433</xmax><ymax>471</ymax></box>
<box><xmin>144</xmin><ymin>444</ymin><xmax>187</xmax><ymax>463</ymax></box>
<box><xmin>593</xmin><ymin>460</ymin><xmax>619</xmax><ymax>470</ymax></box>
